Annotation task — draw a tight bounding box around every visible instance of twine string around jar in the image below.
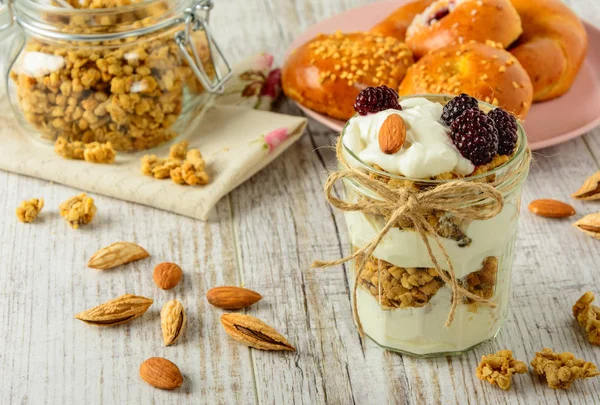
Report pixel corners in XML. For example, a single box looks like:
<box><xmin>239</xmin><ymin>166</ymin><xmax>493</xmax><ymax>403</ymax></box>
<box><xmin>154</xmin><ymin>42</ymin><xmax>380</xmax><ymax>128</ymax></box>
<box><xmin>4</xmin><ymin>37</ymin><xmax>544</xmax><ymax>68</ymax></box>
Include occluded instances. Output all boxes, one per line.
<box><xmin>311</xmin><ymin>136</ymin><xmax>531</xmax><ymax>337</ymax></box>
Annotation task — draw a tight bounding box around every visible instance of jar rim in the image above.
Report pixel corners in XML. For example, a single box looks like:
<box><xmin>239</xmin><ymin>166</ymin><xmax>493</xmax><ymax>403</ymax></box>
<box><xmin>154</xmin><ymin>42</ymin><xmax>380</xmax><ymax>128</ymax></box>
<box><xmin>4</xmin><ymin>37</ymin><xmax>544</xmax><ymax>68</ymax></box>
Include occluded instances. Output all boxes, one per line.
<box><xmin>13</xmin><ymin>0</ymin><xmax>190</xmax><ymax>40</ymax></box>
<box><xmin>340</xmin><ymin>94</ymin><xmax>528</xmax><ymax>184</ymax></box>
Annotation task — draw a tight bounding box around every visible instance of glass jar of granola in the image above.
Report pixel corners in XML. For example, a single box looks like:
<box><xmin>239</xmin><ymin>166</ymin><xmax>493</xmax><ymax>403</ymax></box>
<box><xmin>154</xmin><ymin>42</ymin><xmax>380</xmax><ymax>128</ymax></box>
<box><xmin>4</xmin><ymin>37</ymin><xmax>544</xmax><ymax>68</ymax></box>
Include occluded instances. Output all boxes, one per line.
<box><xmin>3</xmin><ymin>0</ymin><xmax>230</xmax><ymax>151</ymax></box>
<box><xmin>329</xmin><ymin>93</ymin><xmax>530</xmax><ymax>357</ymax></box>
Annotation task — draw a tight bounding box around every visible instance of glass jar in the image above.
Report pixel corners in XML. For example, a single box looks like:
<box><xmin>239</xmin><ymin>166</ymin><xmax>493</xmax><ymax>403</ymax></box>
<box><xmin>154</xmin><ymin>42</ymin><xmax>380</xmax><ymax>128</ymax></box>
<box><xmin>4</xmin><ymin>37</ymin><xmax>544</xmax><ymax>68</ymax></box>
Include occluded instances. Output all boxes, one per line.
<box><xmin>2</xmin><ymin>0</ymin><xmax>230</xmax><ymax>151</ymax></box>
<box><xmin>341</xmin><ymin>95</ymin><xmax>529</xmax><ymax>357</ymax></box>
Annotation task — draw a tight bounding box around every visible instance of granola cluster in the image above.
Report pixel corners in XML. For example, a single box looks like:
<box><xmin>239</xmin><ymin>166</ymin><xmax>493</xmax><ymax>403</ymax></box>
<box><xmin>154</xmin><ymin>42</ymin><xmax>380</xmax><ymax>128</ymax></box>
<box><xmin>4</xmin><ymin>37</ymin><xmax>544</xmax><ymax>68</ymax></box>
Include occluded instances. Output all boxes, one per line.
<box><xmin>8</xmin><ymin>0</ymin><xmax>206</xmax><ymax>151</ymax></box>
<box><xmin>55</xmin><ymin>137</ymin><xmax>116</xmax><ymax>164</ymax></box>
<box><xmin>358</xmin><ymin>255</ymin><xmax>499</xmax><ymax>308</ymax></box>
<box><xmin>463</xmin><ymin>257</ymin><xmax>498</xmax><ymax>302</ymax></box>
<box><xmin>16</xmin><ymin>198</ymin><xmax>45</xmax><ymax>223</ymax></box>
<box><xmin>59</xmin><ymin>193</ymin><xmax>97</xmax><ymax>229</ymax></box>
<box><xmin>530</xmin><ymin>348</ymin><xmax>600</xmax><ymax>389</ymax></box>
<box><xmin>141</xmin><ymin>141</ymin><xmax>209</xmax><ymax>186</ymax></box>
<box><xmin>573</xmin><ymin>291</ymin><xmax>600</xmax><ymax>346</ymax></box>
<box><xmin>358</xmin><ymin>256</ymin><xmax>444</xmax><ymax>308</ymax></box>
<box><xmin>476</xmin><ymin>350</ymin><xmax>527</xmax><ymax>390</ymax></box>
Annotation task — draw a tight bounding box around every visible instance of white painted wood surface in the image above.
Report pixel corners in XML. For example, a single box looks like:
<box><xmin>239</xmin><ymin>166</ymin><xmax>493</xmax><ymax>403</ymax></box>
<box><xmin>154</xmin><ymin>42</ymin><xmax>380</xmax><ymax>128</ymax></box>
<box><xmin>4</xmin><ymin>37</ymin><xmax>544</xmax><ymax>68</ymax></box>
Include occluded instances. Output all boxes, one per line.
<box><xmin>1</xmin><ymin>1</ymin><xmax>600</xmax><ymax>404</ymax></box>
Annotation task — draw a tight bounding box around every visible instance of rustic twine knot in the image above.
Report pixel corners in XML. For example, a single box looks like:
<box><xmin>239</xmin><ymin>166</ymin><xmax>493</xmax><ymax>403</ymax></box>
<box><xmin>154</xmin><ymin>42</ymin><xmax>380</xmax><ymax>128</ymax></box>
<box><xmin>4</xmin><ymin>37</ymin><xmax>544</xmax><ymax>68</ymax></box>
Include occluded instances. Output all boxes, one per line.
<box><xmin>311</xmin><ymin>136</ymin><xmax>531</xmax><ymax>337</ymax></box>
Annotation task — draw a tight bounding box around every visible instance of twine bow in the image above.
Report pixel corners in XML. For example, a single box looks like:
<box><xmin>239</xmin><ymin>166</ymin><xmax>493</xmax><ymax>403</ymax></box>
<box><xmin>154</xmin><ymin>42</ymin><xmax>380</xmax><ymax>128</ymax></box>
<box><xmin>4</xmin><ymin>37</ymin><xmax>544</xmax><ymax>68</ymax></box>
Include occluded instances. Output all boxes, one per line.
<box><xmin>312</xmin><ymin>137</ymin><xmax>531</xmax><ymax>336</ymax></box>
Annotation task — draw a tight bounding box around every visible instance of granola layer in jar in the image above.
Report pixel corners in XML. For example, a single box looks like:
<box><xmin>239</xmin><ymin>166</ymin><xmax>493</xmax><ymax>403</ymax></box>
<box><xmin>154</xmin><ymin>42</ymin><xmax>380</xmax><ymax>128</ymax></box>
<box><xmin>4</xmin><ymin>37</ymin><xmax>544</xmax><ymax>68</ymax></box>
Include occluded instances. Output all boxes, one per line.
<box><xmin>5</xmin><ymin>0</ymin><xmax>229</xmax><ymax>151</ymax></box>
<box><xmin>340</xmin><ymin>94</ymin><xmax>529</xmax><ymax>356</ymax></box>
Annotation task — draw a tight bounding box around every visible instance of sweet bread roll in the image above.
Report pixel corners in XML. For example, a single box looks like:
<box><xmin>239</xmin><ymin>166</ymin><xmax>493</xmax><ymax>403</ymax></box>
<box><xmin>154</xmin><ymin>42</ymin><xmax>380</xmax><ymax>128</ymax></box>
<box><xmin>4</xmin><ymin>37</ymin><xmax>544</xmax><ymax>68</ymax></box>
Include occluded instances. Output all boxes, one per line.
<box><xmin>405</xmin><ymin>0</ymin><xmax>523</xmax><ymax>59</ymax></box>
<box><xmin>282</xmin><ymin>32</ymin><xmax>414</xmax><ymax>120</ymax></box>
<box><xmin>399</xmin><ymin>41</ymin><xmax>533</xmax><ymax>117</ymax></box>
<box><xmin>509</xmin><ymin>0</ymin><xmax>588</xmax><ymax>102</ymax></box>
<box><xmin>370</xmin><ymin>0</ymin><xmax>435</xmax><ymax>42</ymax></box>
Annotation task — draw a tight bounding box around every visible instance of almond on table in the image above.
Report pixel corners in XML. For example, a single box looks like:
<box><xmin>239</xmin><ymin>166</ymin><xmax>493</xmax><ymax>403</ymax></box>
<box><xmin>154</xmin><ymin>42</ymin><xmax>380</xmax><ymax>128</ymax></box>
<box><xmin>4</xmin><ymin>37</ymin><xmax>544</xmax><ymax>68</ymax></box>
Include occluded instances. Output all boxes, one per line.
<box><xmin>75</xmin><ymin>294</ymin><xmax>153</xmax><ymax>326</ymax></box>
<box><xmin>139</xmin><ymin>357</ymin><xmax>183</xmax><ymax>390</ymax></box>
<box><xmin>572</xmin><ymin>172</ymin><xmax>600</xmax><ymax>200</ymax></box>
<box><xmin>206</xmin><ymin>286</ymin><xmax>262</xmax><ymax>309</ymax></box>
<box><xmin>88</xmin><ymin>242</ymin><xmax>150</xmax><ymax>270</ymax></box>
<box><xmin>161</xmin><ymin>300</ymin><xmax>186</xmax><ymax>346</ymax></box>
<box><xmin>16</xmin><ymin>198</ymin><xmax>44</xmax><ymax>223</ymax></box>
<box><xmin>220</xmin><ymin>313</ymin><xmax>295</xmax><ymax>351</ymax></box>
<box><xmin>153</xmin><ymin>262</ymin><xmax>183</xmax><ymax>290</ymax></box>
<box><xmin>573</xmin><ymin>213</ymin><xmax>600</xmax><ymax>239</ymax></box>
<box><xmin>528</xmin><ymin>199</ymin><xmax>575</xmax><ymax>218</ymax></box>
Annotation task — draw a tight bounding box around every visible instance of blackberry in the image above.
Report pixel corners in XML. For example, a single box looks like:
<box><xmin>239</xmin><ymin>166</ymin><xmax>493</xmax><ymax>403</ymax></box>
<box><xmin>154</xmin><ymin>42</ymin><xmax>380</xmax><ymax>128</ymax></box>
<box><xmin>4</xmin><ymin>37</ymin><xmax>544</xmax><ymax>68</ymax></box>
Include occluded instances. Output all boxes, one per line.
<box><xmin>441</xmin><ymin>93</ymin><xmax>479</xmax><ymax>125</ymax></box>
<box><xmin>450</xmin><ymin>108</ymin><xmax>499</xmax><ymax>165</ymax></box>
<box><xmin>353</xmin><ymin>85</ymin><xmax>401</xmax><ymax>115</ymax></box>
<box><xmin>488</xmin><ymin>108</ymin><xmax>518</xmax><ymax>155</ymax></box>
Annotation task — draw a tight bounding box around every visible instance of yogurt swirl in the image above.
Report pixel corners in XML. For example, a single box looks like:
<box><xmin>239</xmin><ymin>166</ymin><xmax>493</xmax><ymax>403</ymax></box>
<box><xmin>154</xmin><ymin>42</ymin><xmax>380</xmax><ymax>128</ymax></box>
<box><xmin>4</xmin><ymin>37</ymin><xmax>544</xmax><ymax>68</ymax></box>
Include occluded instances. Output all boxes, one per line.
<box><xmin>343</xmin><ymin>97</ymin><xmax>474</xmax><ymax>178</ymax></box>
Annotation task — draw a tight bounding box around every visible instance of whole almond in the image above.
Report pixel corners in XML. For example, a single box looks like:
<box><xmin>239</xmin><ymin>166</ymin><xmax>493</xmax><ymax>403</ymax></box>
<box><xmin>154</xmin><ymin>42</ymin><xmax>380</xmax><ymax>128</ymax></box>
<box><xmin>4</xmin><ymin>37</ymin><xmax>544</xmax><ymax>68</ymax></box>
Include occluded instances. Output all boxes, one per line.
<box><xmin>88</xmin><ymin>242</ymin><xmax>149</xmax><ymax>270</ymax></box>
<box><xmin>206</xmin><ymin>286</ymin><xmax>262</xmax><ymax>310</ymax></box>
<box><xmin>574</xmin><ymin>213</ymin><xmax>600</xmax><ymax>239</ymax></box>
<box><xmin>572</xmin><ymin>172</ymin><xmax>600</xmax><ymax>200</ymax></box>
<box><xmin>378</xmin><ymin>114</ymin><xmax>406</xmax><ymax>154</ymax></box>
<box><xmin>528</xmin><ymin>199</ymin><xmax>575</xmax><ymax>218</ymax></box>
<box><xmin>220</xmin><ymin>313</ymin><xmax>295</xmax><ymax>351</ymax></box>
<box><xmin>153</xmin><ymin>262</ymin><xmax>183</xmax><ymax>290</ymax></box>
<box><xmin>75</xmin><ymin>294</ymin><xmax>153</xmax><ymax>326</ymax></box>
<box><xmin>139</xmin><ymin>357</ymin><xmax>183</xmax><ymax>390</ymax></box>
<box><xmin>161</xmin><ymin>299</ymin><xmax>186</xmax><ymax>346</ymax></box>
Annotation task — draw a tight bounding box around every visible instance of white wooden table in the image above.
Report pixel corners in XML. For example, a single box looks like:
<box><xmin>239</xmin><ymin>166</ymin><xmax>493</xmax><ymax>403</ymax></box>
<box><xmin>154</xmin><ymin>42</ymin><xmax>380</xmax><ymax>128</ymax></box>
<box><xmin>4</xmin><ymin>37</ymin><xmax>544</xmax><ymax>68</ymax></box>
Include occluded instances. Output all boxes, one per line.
<box><xmin>2</xmin><ymin>1</ymin><xmax>600</xmax><ymax>404</ymax></box>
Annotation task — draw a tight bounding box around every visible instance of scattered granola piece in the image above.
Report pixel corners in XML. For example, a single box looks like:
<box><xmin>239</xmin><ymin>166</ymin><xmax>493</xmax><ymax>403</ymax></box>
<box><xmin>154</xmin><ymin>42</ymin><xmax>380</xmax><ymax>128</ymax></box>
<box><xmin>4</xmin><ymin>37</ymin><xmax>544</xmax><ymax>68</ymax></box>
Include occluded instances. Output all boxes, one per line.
<box><xmin>83</xmin><ymin>141</ymin><xmax>116</xmax><ymax>164</ymax></box>
<box><xmin>59</xmin><ymin>193</ymin><xmax>97</xmax><ymax>229</ymax></box>
<box><xmin>530</xmin><ymin>348</ymin><xmax>600</xmax><ymax>389</ymax></box>
<box><xmin>141</xmin><ymin>143</ymin><xmax>209</xmax><ymax>185</ymax></box>
<box><xmin>476</xmin><ymin>350</ymin><xmax>527</xmax><ymax>390</ymax></box>
<box><xmin>55</xmin><ymin>137</ymin><xmax>84</xmax><ymax>160</ymax></box>
<box><xmin>168</xmin><ymin>141</ymin><xmax>189</xmax><ymax>160</ymax></box>
<box><xmin>140</xmin><ymin>154</ymin><xmax>164</xmax><ymax>176</ymax></box>
<box><xmin>573</xmin><ymin>291</ymin><xmax>600</xmax><ymax>346</ymax></box>
<box><xmin>16</xmin><ymin>198</ymin><xmax>44</xmax><ymax>223</ymax></box>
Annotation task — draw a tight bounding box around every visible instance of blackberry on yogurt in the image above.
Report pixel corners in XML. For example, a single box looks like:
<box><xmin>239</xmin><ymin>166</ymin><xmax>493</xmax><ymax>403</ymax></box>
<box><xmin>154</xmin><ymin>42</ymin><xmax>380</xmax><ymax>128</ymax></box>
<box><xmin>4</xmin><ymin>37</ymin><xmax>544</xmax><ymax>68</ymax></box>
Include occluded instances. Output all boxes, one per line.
<box><xmin>488</xmin><ymin>108</ymin><xmax>518</xmax><ymax>156</ymax></box>
<box><xmin>450</xmin><ymin>108</ymin><xmax>499</xmax><ymax>165</ymax></box>
<box><xmin>353</xmin><ymin>85</ymin><xmax>402</xmax><ymax>116</ymax></box>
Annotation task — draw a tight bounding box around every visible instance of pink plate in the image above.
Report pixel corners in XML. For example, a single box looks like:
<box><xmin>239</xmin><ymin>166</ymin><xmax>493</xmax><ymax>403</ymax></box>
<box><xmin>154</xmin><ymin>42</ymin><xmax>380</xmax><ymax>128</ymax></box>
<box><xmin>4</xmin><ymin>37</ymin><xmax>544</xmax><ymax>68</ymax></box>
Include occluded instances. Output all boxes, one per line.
<box><xmin>285</xmin><ymin>0</ymin><xmax>600</xmax><ymax>150</ymax></box>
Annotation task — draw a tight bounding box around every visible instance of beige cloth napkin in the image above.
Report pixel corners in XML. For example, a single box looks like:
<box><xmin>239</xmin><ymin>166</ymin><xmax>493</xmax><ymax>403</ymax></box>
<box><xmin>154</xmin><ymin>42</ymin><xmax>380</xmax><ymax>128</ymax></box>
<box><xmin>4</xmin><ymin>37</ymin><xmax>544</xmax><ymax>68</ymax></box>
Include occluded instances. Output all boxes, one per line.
<box><xmin>0</xmin><ymin>54</ymin><xmax>307</xmax><ymax>220</ymax></box>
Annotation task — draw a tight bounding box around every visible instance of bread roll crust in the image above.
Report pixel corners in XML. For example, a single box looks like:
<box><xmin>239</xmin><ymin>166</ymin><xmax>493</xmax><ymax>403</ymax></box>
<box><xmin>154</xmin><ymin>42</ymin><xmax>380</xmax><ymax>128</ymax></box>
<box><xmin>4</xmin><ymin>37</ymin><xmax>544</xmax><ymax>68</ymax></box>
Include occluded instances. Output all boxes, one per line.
<box><xmin>282</xmin><ymin>32</ymin><xmax>414</xmax><ymax>120</ymax></box>
<box><xmin>509</xmin><ymin>0</ymin><xmax>588</xmax><ymax>101</ymax></box>
<box><xmin>370</xmin><ymin>0</ymin><xmax>436</xmax><ymax>42</ymax></box>
<box><xmin>399</xmin><ymin>41</ymin><xmax>533</xmax><ymax>117</ymax></box>
<box><xmin>406</xmin><ymin>0</ymin><xmax>523</xmax><ymax>59</ymax></box>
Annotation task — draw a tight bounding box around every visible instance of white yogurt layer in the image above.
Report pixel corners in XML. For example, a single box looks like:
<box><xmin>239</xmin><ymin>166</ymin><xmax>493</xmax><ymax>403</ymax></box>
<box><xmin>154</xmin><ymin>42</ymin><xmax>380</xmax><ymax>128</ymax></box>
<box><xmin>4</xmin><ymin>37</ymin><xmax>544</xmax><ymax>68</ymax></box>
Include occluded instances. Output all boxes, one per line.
<box><xmin>345</xmin><ymin>203</ymin><xmax>518</xmax><ymax>278</ymax></box>
<box><xmin>343</xmin><ymin>98</ymin><xmax>474</xmax><ymax>178</ymax></box>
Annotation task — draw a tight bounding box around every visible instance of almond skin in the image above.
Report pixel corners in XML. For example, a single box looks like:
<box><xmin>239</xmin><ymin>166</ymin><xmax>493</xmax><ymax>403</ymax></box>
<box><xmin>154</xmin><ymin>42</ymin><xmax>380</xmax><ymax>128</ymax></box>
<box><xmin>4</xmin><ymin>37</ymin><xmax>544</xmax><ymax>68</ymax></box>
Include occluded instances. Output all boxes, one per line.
<box><xmin>139</xmin><ymin>357</ymin><xmax>183</xmax><ymax>390</ymax></box>
<box><xmin>528</xmin><ymin>199</ymin><xmax>576</xmax><ymax>218</ymax></box>
<box><xmin>206</xmin><ymin>286</ymin><xmax>262</xmax><ymax>310</ymax></box>
<box><xmin>378</xmin><ymin>114</ymin><xmax>406</xmax><ymax>154</ymax></box>
<box><xmin>153</xmin><ymin>262</ymin><xmax>183</xmax><ymax>290</ymax></box>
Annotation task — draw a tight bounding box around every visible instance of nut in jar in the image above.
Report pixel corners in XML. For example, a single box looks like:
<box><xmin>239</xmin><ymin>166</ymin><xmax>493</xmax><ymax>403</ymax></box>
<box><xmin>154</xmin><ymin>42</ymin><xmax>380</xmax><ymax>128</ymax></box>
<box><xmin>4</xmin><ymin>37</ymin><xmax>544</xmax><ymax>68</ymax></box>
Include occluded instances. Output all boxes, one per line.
<box><xmin>5</xmin><ymin>0</ymin><xmax>231</xmax><ymax>151</ymax></box>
